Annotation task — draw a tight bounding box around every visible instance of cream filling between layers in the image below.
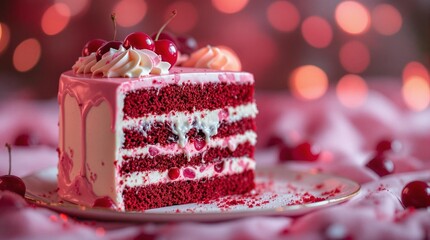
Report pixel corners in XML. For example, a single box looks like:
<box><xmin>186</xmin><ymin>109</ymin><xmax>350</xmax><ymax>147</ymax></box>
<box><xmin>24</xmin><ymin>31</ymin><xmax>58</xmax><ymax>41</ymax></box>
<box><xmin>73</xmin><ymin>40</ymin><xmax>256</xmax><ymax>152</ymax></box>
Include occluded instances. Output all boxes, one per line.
<box><xmin>121</xmin><ymin>103</ymin><xmax>258</xmax><ymax>147</ymax></box>
<box><xmin>119</xmin><ymin>130</ymin><xmax>256</xmax><ymax>159</ymax></box>
<box><xmin>122</xmin><ymin>157</ymin><xmax>255</xmax><ymax>188</ymax></box>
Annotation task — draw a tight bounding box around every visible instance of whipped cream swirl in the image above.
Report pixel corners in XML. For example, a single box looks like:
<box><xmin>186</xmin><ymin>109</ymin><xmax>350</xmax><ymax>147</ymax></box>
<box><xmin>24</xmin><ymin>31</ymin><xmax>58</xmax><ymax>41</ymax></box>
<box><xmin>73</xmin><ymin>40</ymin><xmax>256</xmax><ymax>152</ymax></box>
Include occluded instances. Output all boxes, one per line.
<box><xmin>72</xmin><ymin>53</ymin><xmax>97</xmax><ymax>74</ymax></box>
<box><xmin>72</xmin><ymin>46</ymin><xmax>171</xmax><ymax>77</ymax></box>
<box><xmin>182</xmin><ymin>45</ymin><xmax>241</xmax><ymax>71</ymax></box>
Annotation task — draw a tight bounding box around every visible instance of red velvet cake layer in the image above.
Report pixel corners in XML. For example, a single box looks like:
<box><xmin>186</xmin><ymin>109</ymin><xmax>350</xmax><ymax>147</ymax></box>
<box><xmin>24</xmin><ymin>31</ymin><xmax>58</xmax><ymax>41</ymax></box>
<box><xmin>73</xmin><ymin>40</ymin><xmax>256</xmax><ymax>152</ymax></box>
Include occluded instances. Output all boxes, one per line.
<box><xmin>122</xmin><ymin>117</ymin><xmax>256</xmax><ymax>149</ymax></box>
<box><xmin>122</xmin><ymin>170</ymin><xmax>255</xmax><ymax>211</ymax></box>
<box><xmin>123</xmin><ymin>82</ymin><xmax>254</xmax><ymax>118</ymax></box>
<box><xmin>120</xmin><ymin>142</ymin><xmax>254</xmax><ymax>174</ymax></box>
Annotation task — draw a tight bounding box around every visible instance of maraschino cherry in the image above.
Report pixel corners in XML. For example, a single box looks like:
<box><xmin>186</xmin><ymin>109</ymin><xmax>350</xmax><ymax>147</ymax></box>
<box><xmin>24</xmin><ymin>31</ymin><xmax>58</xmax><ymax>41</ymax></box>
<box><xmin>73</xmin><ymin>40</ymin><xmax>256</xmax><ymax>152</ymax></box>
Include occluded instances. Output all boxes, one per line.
<box><xmin>401</xmin><ymin>180</ymin><xmax>430</xmax><ymax>209</ymax></box>
<box><xmin>96</xmin><ymin>13</ymin><xmax>123</xmax><ymax>61</ymax></box>
<box><xmin>96</xmin><ymin>41</ymin><xmax>122</xmax><ymax>61</ymax></box>
<box><xmin>123</xmin><ymin>32</ymin><xmax>155</xmax><ymax>51</ymax></box>
<box><xmin>375</xmin><ymin>138</ymin><xmax>402</xmax><ymax>155</ymax></box>
<box><xmin>278</xmin><ymin>143</ymin><xmax>293</xmax><ymax>162</ymax></box>
<box><xmin>365</xmin><ymin>154</ymin><xmax>395</xmax><ymax>177</ymax></box>
<box><xmin>0</xmin><ymin>144</ymin><xmax>26</xmax><ymax>197</ymax></box>
<box><xmin>265</xmin><ymin>135</ymin><xmax>284</xmax><ymax>148</ymax></box>
<box><xmin>82</xmin><ymin>39</ymin><xmax>106</xmax><ymax>57</ymax></box>
<box><xmin>151</xmin><ymin>32</ymin><xmax>197</xmax><ymax>56</ymax></box>
<box><xmin>291</xmin><ymin>141</ymin><xmax>321</xmax><ymax>162</ymax></box>
<box><xmin>176</xmin><ymin>35</ymin><xmax>198</xmax><ymax>55</ymax></box>
<box><xmin>152</xmin><ymin>32</ymin><xmax>176</xmax><ymax>44</ymax></box>
<box><xmin>153</xmin><ymin>10</ymin><xmax>178</xmax><ymax>67</ymax></box>
<box><xmin>14</xmin><ymin>132</ymin><xmax>39</xmax><ymax>146</ymax></box>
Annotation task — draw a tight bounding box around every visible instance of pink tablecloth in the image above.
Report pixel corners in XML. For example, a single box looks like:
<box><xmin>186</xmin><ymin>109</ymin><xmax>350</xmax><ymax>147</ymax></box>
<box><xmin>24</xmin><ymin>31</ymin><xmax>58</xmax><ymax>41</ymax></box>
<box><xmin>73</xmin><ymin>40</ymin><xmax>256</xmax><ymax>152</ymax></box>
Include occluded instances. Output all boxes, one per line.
<box><xmin>0</xmin><ymin>83</ymin><xmax>429</xmax><ymax>240</ymax></box>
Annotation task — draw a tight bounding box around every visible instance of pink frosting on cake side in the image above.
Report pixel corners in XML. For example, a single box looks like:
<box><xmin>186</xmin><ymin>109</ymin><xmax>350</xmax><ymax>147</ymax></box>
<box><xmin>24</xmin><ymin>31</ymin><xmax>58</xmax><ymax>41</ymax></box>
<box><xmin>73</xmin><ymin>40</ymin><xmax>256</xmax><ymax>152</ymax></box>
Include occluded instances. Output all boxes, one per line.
<box><xmin>58</xmin><ymin>75</ymin><xmax>120</xmax><ymax>206</ymax></box>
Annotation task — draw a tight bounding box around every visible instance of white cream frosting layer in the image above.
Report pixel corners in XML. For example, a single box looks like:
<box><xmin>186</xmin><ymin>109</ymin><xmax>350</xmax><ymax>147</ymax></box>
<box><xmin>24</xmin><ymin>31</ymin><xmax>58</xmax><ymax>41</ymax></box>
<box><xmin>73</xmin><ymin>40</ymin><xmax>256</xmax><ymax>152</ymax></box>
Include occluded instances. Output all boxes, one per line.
<box><xmin>119</xmin><ymin>130</ymin><xmax>257</xmax><ymax>159</ymax></box>
<box><xmin>123</xmin><ymin>157</ymin><xmax>255</xmax><ymax>188</ymax></box>
<box><xmin>121</xmin><ymin>103</ymin><xmax>258</xmax><ymax>148</ymax></box>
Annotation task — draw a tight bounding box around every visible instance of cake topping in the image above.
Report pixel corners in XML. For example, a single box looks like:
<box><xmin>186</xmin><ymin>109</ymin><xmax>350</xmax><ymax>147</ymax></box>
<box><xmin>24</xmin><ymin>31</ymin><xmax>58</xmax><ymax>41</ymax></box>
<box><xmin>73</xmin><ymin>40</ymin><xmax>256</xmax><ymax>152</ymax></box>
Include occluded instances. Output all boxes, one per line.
<box><xmin>82</xmin><ymin>39</ymin><xmax>107</xmax><ymax>57</ymax></box>
<box><xmin>96</xmin><ymin>41</ymin><xmax>122</xmax><ymax>62</ymax></box>
<box><xmin>182</xmin><ymin>45</ymin><xmax>242</xmax><ymax>71</ymax></box>
<box><xmin>152</xmin><ymin>10</ymin><xmax>178</xmax><ymax>67</ymax></box>
<box><xmin>90</xmin><ymin>45</ymin><xmax>170</xmax><ymax>77</ymax></box>
<box><xmin>123</xmin><ymin>32</ymin><xmax>155</xmax><ymax>51</ymax></box>
<box><xmin>72</xmin><ymin>53</ymin><xmax>97</xmax><ymax>74</ymax></box>
<box><xmin>73</xmin><ymin>12</ymin><xmax>177</xmax><ymax>77</ymax></box>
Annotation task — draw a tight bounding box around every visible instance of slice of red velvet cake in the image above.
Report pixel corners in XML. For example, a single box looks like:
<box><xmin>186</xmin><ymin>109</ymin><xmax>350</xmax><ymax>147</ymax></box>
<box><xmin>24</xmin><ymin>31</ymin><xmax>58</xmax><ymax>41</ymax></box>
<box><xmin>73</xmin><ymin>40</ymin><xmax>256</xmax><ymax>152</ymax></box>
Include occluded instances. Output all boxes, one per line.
<box><xmin>58</xmin><ymin>44</ymin><xmax>257</xmax><ymax>211</ymax></box>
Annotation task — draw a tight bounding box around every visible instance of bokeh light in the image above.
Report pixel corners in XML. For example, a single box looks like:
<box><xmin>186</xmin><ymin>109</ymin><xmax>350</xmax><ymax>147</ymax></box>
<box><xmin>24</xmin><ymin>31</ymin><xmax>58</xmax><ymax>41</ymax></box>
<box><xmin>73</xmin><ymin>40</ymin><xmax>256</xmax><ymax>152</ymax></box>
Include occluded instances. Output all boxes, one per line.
<box><xmin>166</xmin><ymin>1</ymin><xmax>198</xmax><ymax>33</ymax></box>
<box><xmin>223</xmin><ymin>16</ymin><xmax>277</xmax><ymax>80</ymax></box>
<box><xmin>41</xmin><ymin>3</ymin><xmax>71</xmax><ymax>36</ymax></box>
<box><xmin>372</xmin><ymin>4</ymin><xmax>402</xmax><ymax>36</ymax></box>
<box><xmin>13</xmin><ymin>38</ymin><xmax>42</xmax><ymax>72</ymax></box>
<box><xmin>0</xmin><ymin>22</ymin><xmax>10</xmax><ymax>54</ymax></box>
<box><xmin>402</xmin><ymin>61</ymin><xmax>429</xmax><ymax>83</ymax></box>
<box><xmin>113</xmin><ymin>0</ymin><xmax>147</xmax><ymax>27</ymax></box>
<box><xmin>335</xmin><ymin>1</ymin><xmax>370</xmax><ymax>35</ymax></box>
<box><xmin>301</xmin><ymin>16</ymin><xmax>333</xmax><ymax>49</ymax></box>
<box><xmin>267</xmin><ymin>1</ymin><xmax>300</xmax><ymax>32</ymax></box>
<box><xmin>336</xmin><ymin>74</ymin><xmax>368</xmax><ymax>108</ymax></box>
<box><xmin>55</xmin><ymin>0</ymin><xmax>90</xmax><ymax>16</ymax></box>
<box><xmin>339</xmin><ymin>40</ymin><xmax>370</xmax><ymax>73</ymax></box>
<box><xmin>289</xmin><ymin>65</ymin><xmax>328</xmax><ymax>100</ymax></box>
<box><xmin>402</xmin><ymin>76</ymin><xmax>430</xmax><ymax>111</ymax></box>
<box><xmin>212</xmin><ymin>0</ymin><xmax>249</xmax><ymax>14</ymax></box>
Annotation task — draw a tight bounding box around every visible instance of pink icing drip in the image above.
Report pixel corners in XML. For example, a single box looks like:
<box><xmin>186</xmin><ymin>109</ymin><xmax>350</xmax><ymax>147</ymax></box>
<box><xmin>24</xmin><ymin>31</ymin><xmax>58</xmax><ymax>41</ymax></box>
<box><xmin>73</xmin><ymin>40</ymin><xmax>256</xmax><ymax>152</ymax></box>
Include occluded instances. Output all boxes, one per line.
<box><xmin>60</xmin><ymin>152</ymin><xmax>73</xmax><ymax>183</ymax></box>
<box><xmin>58</xmin><ymin>72</ymin><xmax>120</xmax><ymax>206</ymax></box>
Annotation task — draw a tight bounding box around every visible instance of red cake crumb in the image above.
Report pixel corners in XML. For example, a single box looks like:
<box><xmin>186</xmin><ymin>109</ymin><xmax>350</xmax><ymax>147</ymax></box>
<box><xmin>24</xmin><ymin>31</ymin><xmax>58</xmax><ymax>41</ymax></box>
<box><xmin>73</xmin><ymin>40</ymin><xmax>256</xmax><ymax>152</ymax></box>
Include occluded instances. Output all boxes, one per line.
<box><xmin>122</xmin><ymin>117</ymin><xmax>256</xmax><ymax>149</ymax></box>
<box><xmin>216</xmin><ymin>197</ymin><xmax>246</xmax><ymax>210</ymax></box>
<box><xmin>321</xmin><ymin>187</ymin><xmax>342</xmax><ymax>197</ymax></box>
<box><xmin>287</xmin><ymin>192</ymin><xmax>327</xmax><ymax>205</ymax></box>
<box><xmin>377</xmin><ymin>184</ymin><xmax>387</xmax><ymax>191</ymax></box>
<box><xmin>123</xmin><ymin>82</ymin><xmax>254</xmax><ymax>118</ymax></box>
<box><xmin>122</xmin><ymin>170</ymin><xmax>255</xmax><ymax>211</ymax></box>
<box><xmin>120</xmin><ymin>142</ymin><xmax>254</xmax><ymax>173</ymax></box>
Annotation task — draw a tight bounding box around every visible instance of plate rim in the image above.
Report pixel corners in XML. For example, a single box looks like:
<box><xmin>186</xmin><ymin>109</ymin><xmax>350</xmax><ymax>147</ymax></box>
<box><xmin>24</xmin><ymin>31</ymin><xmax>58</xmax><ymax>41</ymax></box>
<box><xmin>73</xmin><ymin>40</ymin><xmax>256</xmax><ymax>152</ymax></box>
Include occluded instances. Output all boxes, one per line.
<box><xmin>23</xmin><ymin>166</ymin><xmax>361</xmax><ymax>222</ymax></box>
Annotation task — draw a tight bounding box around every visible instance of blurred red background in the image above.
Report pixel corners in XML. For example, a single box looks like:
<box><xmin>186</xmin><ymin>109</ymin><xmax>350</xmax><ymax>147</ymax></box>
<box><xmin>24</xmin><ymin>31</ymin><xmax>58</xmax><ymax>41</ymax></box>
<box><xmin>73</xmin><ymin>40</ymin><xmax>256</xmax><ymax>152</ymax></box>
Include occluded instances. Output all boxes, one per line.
<box><xmin>0</xmin><ymin>0</ymin><xmax>429</xmax><ymax>110</ymax></box>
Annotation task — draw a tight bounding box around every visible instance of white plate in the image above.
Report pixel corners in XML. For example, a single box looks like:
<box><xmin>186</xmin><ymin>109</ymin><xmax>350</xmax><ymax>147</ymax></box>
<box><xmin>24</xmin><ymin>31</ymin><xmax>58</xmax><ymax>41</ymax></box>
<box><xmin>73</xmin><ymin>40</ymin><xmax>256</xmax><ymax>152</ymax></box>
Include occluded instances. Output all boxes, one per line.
<box><xmin>23</xmin><ymin>167</ymin><xmax>360</xmax><ymax>222</ymax></box>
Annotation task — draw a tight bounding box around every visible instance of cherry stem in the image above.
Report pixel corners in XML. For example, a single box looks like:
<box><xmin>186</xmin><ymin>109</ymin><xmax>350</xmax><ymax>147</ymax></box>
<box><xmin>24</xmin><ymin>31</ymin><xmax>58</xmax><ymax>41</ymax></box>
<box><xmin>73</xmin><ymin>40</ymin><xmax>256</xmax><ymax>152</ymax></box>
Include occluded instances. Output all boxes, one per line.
<box><xmin>5</xmin><ymin>143</ymin><xmax>11</xmax><ymax>175</ymax></box>
<box><xmin>111</xmin><ymin>13</ymin><xmax>117</xmax><ymax>41</ymax></box>
<box><xmin>155</xmin><ymin>9</ymin><xmax>177</xmax><ymax>41</ymax></box>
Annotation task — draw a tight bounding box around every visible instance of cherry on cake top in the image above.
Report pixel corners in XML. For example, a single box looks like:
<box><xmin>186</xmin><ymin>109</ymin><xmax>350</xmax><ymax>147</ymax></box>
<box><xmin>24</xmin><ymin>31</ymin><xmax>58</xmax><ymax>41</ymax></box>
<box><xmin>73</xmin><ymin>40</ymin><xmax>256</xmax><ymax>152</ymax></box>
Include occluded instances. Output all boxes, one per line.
<box><xmin>76</xmin><ymin>12</ymin><xmax>246</xmax><ymax>74</ymax></box>
<box><xmin>81</xmin><ymin>10</ymin><xmax>186</xmax><ymax>68</ymax></box>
